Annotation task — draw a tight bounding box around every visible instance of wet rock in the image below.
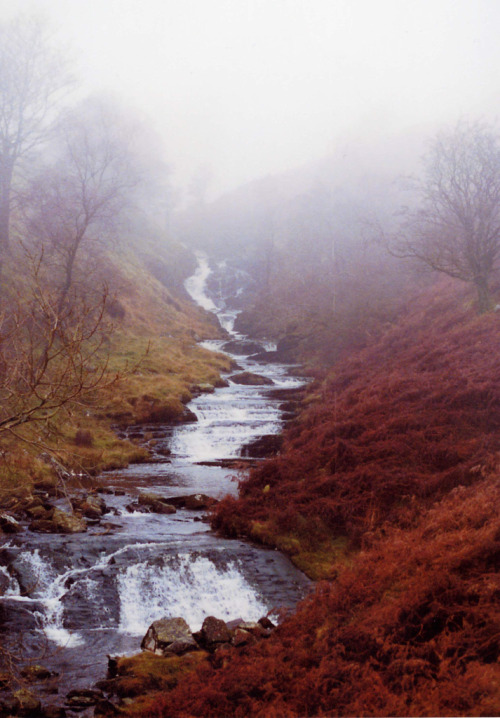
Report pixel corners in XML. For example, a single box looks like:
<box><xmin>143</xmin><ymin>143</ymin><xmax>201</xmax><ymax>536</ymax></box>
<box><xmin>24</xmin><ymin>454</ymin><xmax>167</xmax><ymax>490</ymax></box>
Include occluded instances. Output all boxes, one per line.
<box><xmin>235</xmin><ymin>620</ymin><xmax>270</xmax><ymax>638</ymax></box>
<box><xmin>180</xmin><ymin>408</ymin><xmax>198</xmax><ymax>423</ymax></box>
<box><xmin>29</xmin><ymin>508</ymin><xmax>87</xmax><ymax>534</ymax></box>
<box><xmin>141</xmin><ymin>617</ymin><xmax>199</xmax><ymax>656</ymax></box>
<box><xmin>214</xmin><ymin>377</ymin><xmax>230</xmax><ymax>388</ymax></box>
<box><xmin>247</xmin><ymin>350</ymin><xmax>273</xmax><ymax>363</ymax></box>
<box><xmin>65</xmin><ymin>688</ymin><xmax>104</xmax><ymax>708</ymax></box>
<box><xmin>258</xmin><ymin>616</ymin><xmax>276</xmax><ymax>631</ymax></box>
<box><xmin>240</xmin><ymin>434</ymin><xmax>283</xmax><ymax>458</ymax></box>
<box><xmin>200</xmin><ymin>616</ymin><xmax>232</xmax><ymax>649</ymax></box>
<box><xmin>191</xmin><ymin>382</ymin><xmax>215</xmax><ymax>394</ymax></box>
<box><xmin>137</xmin><ymin>493</ymin><xmax>176</xmax><ymax>514</ymax></box>
<box><xmin>0</xmin><ymin>514</ymin><xmax>23</xmax><ymax>533</ymax></box>
<box><xmin>231</xmin><ymin>628</ymin><xmax>257</xmax><ymax>647</ymax></box>
<box><xmin>229</xmin><ymin>371</ymin><xmax>274</xmax><ymax>386</ymax></box>
<box><xmin>125</xmin><ymin>502</ymin><xmax>150</xmax><ymax>514</ymax></box>
<box><xmin>26</xmin><ymin>505</ymin><xmax>53</xmax><ymax>521</ymax></box>
<box><xmin>222</xmin><ymin>340</ymin><xmax>264</xmax><ymax>355</ymax></box>
<box><xmin>166</xmin><ymin>494</ymin><xmax>217</xmax><ymax>510</ymax></box>
<box><xmin>72</xmin><ymin>494</ymin><xmax>107</xmax><ymax>520</ymax></box>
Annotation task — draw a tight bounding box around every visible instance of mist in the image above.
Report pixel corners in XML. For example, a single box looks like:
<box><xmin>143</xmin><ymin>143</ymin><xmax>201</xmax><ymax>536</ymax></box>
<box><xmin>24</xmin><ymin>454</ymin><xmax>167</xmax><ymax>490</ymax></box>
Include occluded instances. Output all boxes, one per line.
<box><xmin>2</xmin><ymin>0</ymin><xmax>499</xmax><ymax>202</ymax></box>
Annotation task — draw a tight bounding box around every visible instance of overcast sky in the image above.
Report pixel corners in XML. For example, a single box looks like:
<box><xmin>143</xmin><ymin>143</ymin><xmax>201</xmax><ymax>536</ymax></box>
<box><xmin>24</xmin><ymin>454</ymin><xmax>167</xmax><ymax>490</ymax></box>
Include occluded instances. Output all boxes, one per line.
<box><xmin>2</xmin><ymin>0</ymin><xmax>500</xmax><ymax>200</ymax></box>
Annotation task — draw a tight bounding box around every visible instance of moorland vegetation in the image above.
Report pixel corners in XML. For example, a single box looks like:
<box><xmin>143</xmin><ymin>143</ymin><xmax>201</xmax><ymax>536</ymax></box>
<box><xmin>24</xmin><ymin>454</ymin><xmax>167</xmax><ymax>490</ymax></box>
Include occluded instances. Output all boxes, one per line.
<box><xmin>120</xmin><ymin>125</ymin><xmax>500</xmax><ymax>716</ymax></box>
<box><xmin>1</xmin><ymin>15</ymin><xmax>499</xmax><ymax>717</ymax></box>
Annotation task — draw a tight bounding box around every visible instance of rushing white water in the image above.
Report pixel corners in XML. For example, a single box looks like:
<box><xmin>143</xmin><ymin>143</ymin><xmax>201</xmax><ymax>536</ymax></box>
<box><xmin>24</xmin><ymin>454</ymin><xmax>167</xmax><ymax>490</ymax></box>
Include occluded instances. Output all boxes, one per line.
<box><xmin>0</xmin><ymin>563</ymin><xmax>19</xmax><ymax>596</ymax></box>
<box><xmin>184</xmin><ymin>251</ymin><xmax>217</xmax><ymax>311</ymax></box>
<box><xmin>118</xmin><ymin>554</ymin><xmax>267</xmax><ymax>634</ymax></box>
<box><xmin>8</xmin><ymin>549</ymin><xmax>84</xmax><ymax>647</ymax></box>
<box><xmin>0</xmin><ymin>253</ymin><xmax>311</xmax><ymax>693</ymax></box>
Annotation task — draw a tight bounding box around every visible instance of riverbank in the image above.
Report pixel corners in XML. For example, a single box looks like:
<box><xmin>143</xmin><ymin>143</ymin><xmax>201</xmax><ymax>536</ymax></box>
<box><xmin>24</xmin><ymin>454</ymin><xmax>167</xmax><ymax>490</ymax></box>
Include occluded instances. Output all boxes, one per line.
<box><xmin>137</xmin><ymin>277</ymin><xmax>500</xmax><ymax>717</ymax></box>
<box><xmin>0</xmin><ymin>254</ymin><xmax>313</xmax><ymax>716</ymax></box>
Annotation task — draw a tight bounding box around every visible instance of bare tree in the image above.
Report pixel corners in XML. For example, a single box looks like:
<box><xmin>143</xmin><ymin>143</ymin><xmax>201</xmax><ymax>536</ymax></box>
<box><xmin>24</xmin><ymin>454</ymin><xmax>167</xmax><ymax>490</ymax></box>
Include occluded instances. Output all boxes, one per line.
<box><xmin>0</xmin><ymin>249</ymin><xmax>114</xmax><ymax>436</ymax></box>
<box><xmin>0</xmin><ymin>16</ymin><xmax>73</xmax><ymax>277</ymax></box>
<box><xmin>23</xmin><ymin>97</ymin><xmax>139</xmax><ymax>309</ymax></box>
<box><xmin>392</xmin><ymin>121</ymin><xmax>500</xmax><ymax>312</ymax></box>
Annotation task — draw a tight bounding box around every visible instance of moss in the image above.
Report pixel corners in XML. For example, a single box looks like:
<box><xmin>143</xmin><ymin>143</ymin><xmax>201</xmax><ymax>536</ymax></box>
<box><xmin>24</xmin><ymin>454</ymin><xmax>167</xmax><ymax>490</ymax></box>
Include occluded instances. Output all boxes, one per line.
<box><xmin>249</xmin><ymin>520</ymin><xmax>351</xmax><ymax>580</ymax></box>
<box><xmin>112</xmin><ymin>651</ymin><xmax>210</xmax><ymax>714</ymax></box>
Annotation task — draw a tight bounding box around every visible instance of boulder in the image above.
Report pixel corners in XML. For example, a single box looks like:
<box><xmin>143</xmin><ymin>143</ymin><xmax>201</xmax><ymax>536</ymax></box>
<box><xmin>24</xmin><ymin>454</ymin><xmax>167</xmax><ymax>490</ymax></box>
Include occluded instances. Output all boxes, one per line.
<box><xmin>25</xmin><ymin>505</ymin><xmax>53</xmax><ymax>521</ymax></box>
<box><xmin>29</xmin><ymin>508</ymin><xmax>87</xmax><ymax>534</ymax></box>
<box><xmin>221</xmin><ymin>340</ymin><xmax>264</xmax><ymax>355</ymax></box>
<box><xmin>229</xmin><ymin>371</ymin><xmax>274</xmax><ymax>386</ymax></box>
<box><xmin>231</xmin><ymin>628</ymin><xmax>257</xmax><ymax>647</ymax></box>
<box><xmin>141</xmin><ymin>617</ymin><xmax>199</xmax><ymax>656</ymax></box>
<box><xmin>137</xmin><ymin>493</ymin><xmax>176</xmax><ymax>514</ymax></box>
<box><xmin>235</xmin><ymin>620</ymin><xmax>270</xmax><ymax>638</ymax></box>
<box><xmin>72</xmin><ymin>494</ymin><xmax>107</xmax><ymax>520</ymax></box>
<box><xmin>0</xmin><ymin>513</ymin><xmax>23</xmax><ymax>534</ymax></box>
<box><xmin>166</xmin><ymin>494</ymin><xmax>216</xmax><ymax>510</ymax></box>
<box><xmin>191</xmin><ymin>383</ymin><xmax>215</xmax><ymax>394</ymax></box>
<box><xmin>125</xmin><ymin>503</ymin><xmax>150</xmax><ymax>514</ymax></box>
<box><xmin>200</xmin><ymin>616</ymin><xmax>232</xmax><ymax>648</ymax></box>
<box><xmin>179</xmin><ymin>408</ymin><xmax>198</xmax><ymax>423</ymax></box>
<box><xmin>65</xmin><ymin>689</ymin><xmax>104</xmax><ymax>708</ymax></box>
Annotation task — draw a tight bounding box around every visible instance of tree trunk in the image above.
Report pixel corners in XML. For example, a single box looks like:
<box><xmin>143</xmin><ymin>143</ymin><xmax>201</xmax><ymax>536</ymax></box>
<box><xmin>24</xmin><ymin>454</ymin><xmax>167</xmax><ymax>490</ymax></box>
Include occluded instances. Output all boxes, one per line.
<box><xmin>0</xmin><ymin>156</ymin><xmax>14</xmax><ymax>294</ymax></box>
<box><xmin>475</xmin><ymin>276</ymin><xmax>492</xmax><ymax>314</ymax></box>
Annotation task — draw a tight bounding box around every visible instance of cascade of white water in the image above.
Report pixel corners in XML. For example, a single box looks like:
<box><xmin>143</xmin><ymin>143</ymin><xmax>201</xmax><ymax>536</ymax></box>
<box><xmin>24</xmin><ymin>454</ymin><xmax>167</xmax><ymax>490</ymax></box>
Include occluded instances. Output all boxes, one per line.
<box><xmin>117</xmin><ymin>554</ymin><xmax>267</xmax><ymax>635</ymax></box>
<box><xmin>0</xmin><ymin>253</ymin><xmax>311</xmax><ymax>689</ymax></box>
<box><xmin>184</xmin><ymin>252</ymin><xmax>218</xmax><ymax>311</ymax></box>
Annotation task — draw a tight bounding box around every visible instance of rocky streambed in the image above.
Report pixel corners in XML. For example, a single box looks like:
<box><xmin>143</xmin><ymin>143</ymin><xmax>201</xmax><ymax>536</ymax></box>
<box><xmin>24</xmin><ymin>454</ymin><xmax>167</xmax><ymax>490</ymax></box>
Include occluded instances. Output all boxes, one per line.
<box><xmin>0</xmin><ymin>254</ymin><xmax>311</xmax><ymax>716</ymax></box>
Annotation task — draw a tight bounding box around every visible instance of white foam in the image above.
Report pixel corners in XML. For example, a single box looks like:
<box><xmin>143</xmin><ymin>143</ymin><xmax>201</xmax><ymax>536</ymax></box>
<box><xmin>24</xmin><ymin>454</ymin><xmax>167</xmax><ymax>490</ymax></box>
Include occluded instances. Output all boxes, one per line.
<box><xmin>0</xmin><ymin>565</ymin><xmax>20</xmax><ymax>596</ymax></box>
<box><xmin>184</xmin><ymin>252</ymin><xmax>217</xmax><ymax>311</ymax></box>
<box><xmin>117</xmin><ymin>554</ymin><xmax>267</xmax><ymax>634</ymax></box>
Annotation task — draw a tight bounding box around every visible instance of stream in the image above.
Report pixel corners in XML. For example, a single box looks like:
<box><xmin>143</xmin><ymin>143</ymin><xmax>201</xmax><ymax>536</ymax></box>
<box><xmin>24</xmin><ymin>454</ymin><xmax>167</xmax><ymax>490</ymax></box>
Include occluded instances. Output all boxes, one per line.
<box><xmin>0</xmin><ymin>254</ymin><xmax>311</xmax><ymax>706</ymax></box>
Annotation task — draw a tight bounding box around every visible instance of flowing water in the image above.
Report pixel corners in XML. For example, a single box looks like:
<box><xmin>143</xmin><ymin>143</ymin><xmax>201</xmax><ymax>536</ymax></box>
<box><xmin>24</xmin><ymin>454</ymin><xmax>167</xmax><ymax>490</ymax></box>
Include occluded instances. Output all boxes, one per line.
<box><xmin>0</xmin><ymin>253</ymin><xmax>310</xmax><ymax>698</ymax></box>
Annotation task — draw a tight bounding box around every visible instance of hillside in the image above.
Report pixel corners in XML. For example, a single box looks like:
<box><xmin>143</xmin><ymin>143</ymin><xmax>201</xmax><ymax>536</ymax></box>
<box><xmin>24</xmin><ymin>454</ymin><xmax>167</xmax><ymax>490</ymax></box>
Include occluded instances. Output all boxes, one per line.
<box><xmin>0</xmin><ymin>232</ymin><xmax>231</xmax><ymax>498</ymax></box>
<box><xmin>117</xmin><ymin>277</ymin><xmax>500</xmax><ymax>717</ymax></box>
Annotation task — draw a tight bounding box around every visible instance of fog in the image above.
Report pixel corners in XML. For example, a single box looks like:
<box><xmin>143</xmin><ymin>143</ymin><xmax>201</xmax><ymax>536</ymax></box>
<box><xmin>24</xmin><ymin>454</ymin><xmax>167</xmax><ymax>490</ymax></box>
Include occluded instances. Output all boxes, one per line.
<box><xmin>2</xmin><ymin>0</ymin><xmax>500</xmax><ymax>201</ymax></box>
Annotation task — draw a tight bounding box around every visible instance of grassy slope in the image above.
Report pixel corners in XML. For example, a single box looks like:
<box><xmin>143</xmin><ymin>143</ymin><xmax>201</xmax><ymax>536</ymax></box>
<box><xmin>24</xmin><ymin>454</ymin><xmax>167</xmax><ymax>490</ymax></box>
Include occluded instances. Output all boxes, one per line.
<box><xmin>127</xmin><ymin>278</ymin><xmax>500</xmax><ymax>717</ymax></box>
<box><xmin>0</xmin><ymin>238</ymin><xmax>230</xmax><ymax>496</ymax></box>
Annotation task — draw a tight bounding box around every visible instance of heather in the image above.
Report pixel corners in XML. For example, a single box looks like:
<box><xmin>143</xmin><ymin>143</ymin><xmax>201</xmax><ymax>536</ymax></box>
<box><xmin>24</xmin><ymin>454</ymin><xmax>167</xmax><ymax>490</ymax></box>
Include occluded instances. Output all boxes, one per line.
<box><xmin>213</xmin><ymin>279</ymin><xmax>500</xmax><ymax>562</ymax></box>
<box><xmin>130</xmin><ymin>278</ymin><xmax>500</xmax><ymax>717</ymax></box>
<box><xmin>148</xmin><ymin>472</ymin><xmax>500</xmax><ymax>717</ymax></box>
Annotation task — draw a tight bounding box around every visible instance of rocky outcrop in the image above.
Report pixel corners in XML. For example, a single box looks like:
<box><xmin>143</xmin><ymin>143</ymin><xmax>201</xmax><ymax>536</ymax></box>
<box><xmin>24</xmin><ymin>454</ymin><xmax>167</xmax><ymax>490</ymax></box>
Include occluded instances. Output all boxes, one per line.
<box><xmin>0</xmin><ymin>514</ymin><xmax>23</xmax><ymax>534</ymax></box>
<box><xmin>136</xmin><ymin>493</ymin><xmax>176</xmax><ymax>514</ymax></box>
<box><xmin>165</xmin><ymin>494</ymin><xmax>217</xmax><ymax>510</ymax></box>
<box><xmin>141</xmin><ymin>617</ymin><xmax>198</xmax><ymax>656</ymax></box>
<box><xmin>141</xmin><ymin>615</ymin><xmax>276</xmax><ymax>657</ymax></box>
<box><xmin>229</xmin><ymin>371</ymin><xmax>274</xmax><ymax>386</ymax></box>
<box><xmin>196</xmin><ymin>616</ymin><xmax>233</xmax><ymax>650</ymax></box>
<box><xmin>71</xmin><ymin>493</ymin><xmax>107</xmax><ymax>520</ymax></box>
<box><xmin>29</xmin><ymin>508</ymin><xmax>87</xmax><ymax>534</ymax></box>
